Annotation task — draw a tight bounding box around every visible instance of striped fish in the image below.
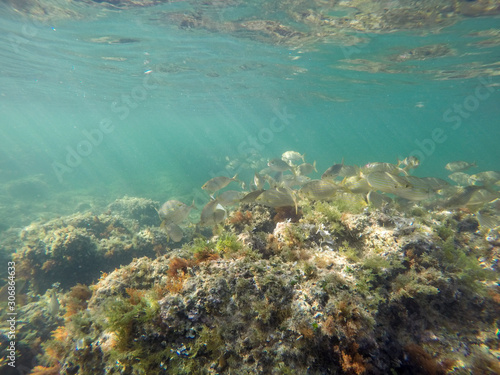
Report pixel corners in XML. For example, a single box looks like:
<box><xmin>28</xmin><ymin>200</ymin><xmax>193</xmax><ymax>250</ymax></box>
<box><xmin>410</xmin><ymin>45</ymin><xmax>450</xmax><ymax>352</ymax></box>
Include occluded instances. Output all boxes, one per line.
<box><xmin>300</xmin><ymin>179</ymin><xmax>339</xmax><ymax>200</ymax></box>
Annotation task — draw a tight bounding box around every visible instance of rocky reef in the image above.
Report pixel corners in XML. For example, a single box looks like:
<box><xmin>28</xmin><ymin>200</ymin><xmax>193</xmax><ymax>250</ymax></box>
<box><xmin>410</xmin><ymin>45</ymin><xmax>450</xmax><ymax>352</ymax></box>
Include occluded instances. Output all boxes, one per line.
<box><xmin>1</xmin><ymin>193</ymin><xmax>499</xmax><ymax>374</ymax></box>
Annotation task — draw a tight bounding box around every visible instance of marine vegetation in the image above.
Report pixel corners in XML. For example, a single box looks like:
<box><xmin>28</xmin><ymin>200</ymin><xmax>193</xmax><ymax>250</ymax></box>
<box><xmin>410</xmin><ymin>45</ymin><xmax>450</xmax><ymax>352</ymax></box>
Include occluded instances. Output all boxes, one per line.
<box><xmin>0</xmin><ymin>153</ymin><xmax>499</xmax><ymax>374</ymax></box>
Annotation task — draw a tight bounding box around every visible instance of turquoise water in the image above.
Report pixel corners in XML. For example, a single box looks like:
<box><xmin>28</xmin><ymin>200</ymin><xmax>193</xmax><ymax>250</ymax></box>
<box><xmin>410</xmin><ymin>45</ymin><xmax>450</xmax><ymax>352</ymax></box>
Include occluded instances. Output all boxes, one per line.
<box><xmin>0</xmin><ymin>2</ymin><xmax>499</xmax><ymax>225</ymax></box>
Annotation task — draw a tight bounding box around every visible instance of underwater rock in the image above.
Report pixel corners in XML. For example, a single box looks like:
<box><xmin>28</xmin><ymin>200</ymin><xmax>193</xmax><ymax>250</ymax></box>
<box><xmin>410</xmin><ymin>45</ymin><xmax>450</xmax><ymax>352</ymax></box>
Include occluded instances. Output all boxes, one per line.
<box><xmin>107</xmin><ymin>196</ymin><xmax>160</xmax><ymax>227</ymax></box>
<box><xmin>8</xmin><ymin>193</ymin><xmax>500</xmax><ymax>374</ymax></box>
<box><xmin>457</xmin><ymin>217</ymin><xmax>480</xmax><ymax>233</ymax></box>
<box><xmin>13</xmin><ymin>204</ymin><xmax>167</xmax><ymax>293</ymax></box>
<box><xmin>4</xmin><ymin>174</ymin><xmax>48</xmax><ymax>200</ymax></box>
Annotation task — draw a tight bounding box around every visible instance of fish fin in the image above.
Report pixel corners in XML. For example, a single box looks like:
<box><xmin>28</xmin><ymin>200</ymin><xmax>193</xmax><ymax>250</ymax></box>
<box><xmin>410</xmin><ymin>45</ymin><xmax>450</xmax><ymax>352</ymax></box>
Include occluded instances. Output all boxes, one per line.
<box><xmin>154</xmin><ymin>206</ymin><xmax>163</xmax><ymax>221</ymax></box>
<box><xmin>232</xmin><ymin>173</ymin><xmax>239</xmax><ymax>181</ymax></box>
<box><xmin>313</xmin><ymin>160</ymin><xmax>317</xmax><ymax>172</ymax></box>
<box><xmin>190</xmin><ymin>200</ymin><xmax>197</xmax><ymax>210</ymax></box>
<box><xmin>215</xmin><ymin>203</ymin><xmax>225</xmax><ymax>211</ymax></box>
<box><xmin>292</xmin><ymin>192</ymin><xmax>298</xmax><ymax>215</ymax></box>
<box><xmin>302</xmin><ymin>153</ymin><xmax>306</xmax><ymax>162</ymax></box>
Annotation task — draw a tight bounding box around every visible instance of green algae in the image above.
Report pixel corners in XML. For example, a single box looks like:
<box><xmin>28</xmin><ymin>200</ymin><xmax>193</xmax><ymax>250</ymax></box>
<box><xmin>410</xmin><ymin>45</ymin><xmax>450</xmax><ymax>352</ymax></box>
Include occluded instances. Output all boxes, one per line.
<box><xmin>10</xmin><ymin>194</ymin><xmax>500</xmax><ymax>374</ymax></box>
<box><xmin>215</xmin><ymin>232</ymin><xmax>242</xmax><ymax>257</ymax></box>
<box><xmin>436</xmin><ymin>236</ymin><xmax>496</xmax><ymax>293</ymax></box>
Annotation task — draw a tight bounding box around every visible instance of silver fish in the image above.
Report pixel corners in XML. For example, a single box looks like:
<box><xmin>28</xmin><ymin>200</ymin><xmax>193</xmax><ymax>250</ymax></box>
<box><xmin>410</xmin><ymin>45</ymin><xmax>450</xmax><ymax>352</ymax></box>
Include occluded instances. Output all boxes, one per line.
<box><xmin>300</xmin><ymin>179</ymin><xmax>339</xmax><ymax>200</ymax></box>
<box><xmin>469</xmin><ymin>171</ymin><xmax>500</xmax><ymax>185</ymax></box>
<box><xmin>344</xmin><ymin>176</ymin><xmax>371</xmax><ymax>194</ymax></box>
<box><xmin>445</xmin><ymin>161</ymin><xmax>477</xmax><ymax>173</ymax></box>
<box><xmin>362</xmin><ymin>162</ymin><xmax>407</xmax><ymax>176</ymax></box>
<box><xmin>338</xmin><ymin>165</ymin><xmax>360</xmax><ymax>178</ymax></box>
<box><xmin>158</xmin><ymin>200</ymin><xmax>196</xmax><ymax>225</ymax></box>
<box><xmin>268</xmin><ymin>158</ymin><xmax>292</xmax><ymax>172</ymax></box>
<box><xmin>367</xmin><ymin>191</ymin><xmax>392</xmax><ymax>208</ymax></box>
<box><xmin>441</xmin><ymin>185</ymin><xmax>484</xmax><ymax>209</ymax></box>
<box><xmin>448</xmin><ymin>172</ymin><xmax>471</xmax><ymax>186</ymax></box>
<box><xmin>240</xmin><ymin>189</ymin><xmax>265</xmax><ymax>203</ymax></box>
<box><xmin>217</xmin><ymin>190</ymin><xmax>246</xmax><ymax>206</ymax></box>
<box><xmin>202</xmin><ymin>174</ymin><xmax>238</xmax><ymax>193</ymax></box>
<box><xmin>466</xmin><ymin>189</ymin><xmax>500</xmax><ymax>209</ymax></box>
<box><xmin>398</xmin><ymin>156</ymin><xmax>420</xmax><ymax>170</ymax></box>
<box><xmin>281</xmin><ymin>174</ymin><xmax>310</xmax><ymax>188</ymax></box>
<box><xmin>48</xmin><ymin>289</ymin><xmax>60</xmax><ymax>317</ymax></box>
<box><xmin>255</xmin><ymin>188</ymin><xmax>295</xmax><ymax>208</ymax></box>
<box><xmin>366</xmin><ymin>172</ymin><xmax>411</xmax><ymax>194</ymax></box>
<box><xmin>281</xmin><ymin>151</ymin><xmax>305</xmax><ymax>164</ymax></box>
<box><xmin>199</xmin><ymin>199</ymin><xmax>227</xmax><ymax>226</ymax></box>
<box><xmin>162</xmin><ymin>222</ymin><xmax>184</xmax><ymax>242</ymax></box>
<box><xmin>254</xmin><ymin>172</ymin><xmax>266</xmax><ymax>190</ymax></box>
<box><xmin>297</xmin><ymin>162</ymin><xmax>317</xmax><ymax>176</ymax></box>
<box><xmin>477</xmin><ymin>210</ymin><xmax>500</xmax><ymax>231</ymax></box>
<box><xmin>321</xmin><ymin>158</ymin><xmax>344</xmax><ymax>180</ymax></box>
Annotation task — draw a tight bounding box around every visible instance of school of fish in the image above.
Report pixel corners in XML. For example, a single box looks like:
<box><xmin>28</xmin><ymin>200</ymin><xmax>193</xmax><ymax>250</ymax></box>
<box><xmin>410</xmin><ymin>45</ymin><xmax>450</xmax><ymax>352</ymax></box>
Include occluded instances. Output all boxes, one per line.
<box><xmin>157</xmin><ymin>152</ymin><xmax>500</xmax><ymax>241</ymax></box>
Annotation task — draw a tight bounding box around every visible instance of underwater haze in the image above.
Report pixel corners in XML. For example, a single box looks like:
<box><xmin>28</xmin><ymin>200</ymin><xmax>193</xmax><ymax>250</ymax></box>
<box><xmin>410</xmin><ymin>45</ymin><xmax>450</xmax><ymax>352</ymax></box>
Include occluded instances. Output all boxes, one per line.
<box><xmin>2</xmin><ymin>1</ymin><xmax>500</xmax><ymax>374</ymax></box>
<box><xmin>1</xmin><ymin>0</ymin><xmax>499</xmax><ymax>228</ymax></box>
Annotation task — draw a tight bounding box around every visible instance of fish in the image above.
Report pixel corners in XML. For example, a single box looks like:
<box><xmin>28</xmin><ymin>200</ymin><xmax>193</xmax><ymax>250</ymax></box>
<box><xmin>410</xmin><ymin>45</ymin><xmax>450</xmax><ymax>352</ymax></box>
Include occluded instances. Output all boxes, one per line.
<box><xmin>162</xmin><ymin>222</ymin><xmax>184</xmax><ymax>242</ymax></box>
<box><xmin>217</xmin><ymin>190</ymin><xmax>246</xmax><ymax>206</ymax></box>
<box><xmin>366</xmin><ymin>172</ymin><xmax>412</xmax><ymax>194</ymax></box>
<box><xmin>300</xmin><ymin>179</ymin><xmax>340</xmax><ymax>200</ymax></box>
<box><xmin>296</xmin><ymin>161</ymin><xmax>317</xmax><ymax>176</ymax></box>
<box><xmin>321</xmin><ymin>158</ymin><xmax>344</xmax><ymax>180</ymax></box>
<box><xmin>366</xmin><ymin>191</ymin><xmax>392</xmax><ymax>208</ymax></box>
<box><xmin>265</xmin><ymin>174</ymin><xmax>281</xmax><ymax>189</ymax></box>
<box><xmin>240</xmin><ymin>189</ymin><xmax>265</xmax><ymax>203</ymax></box>
<box><xmin>281</xmin><ymin>151</ymin><xmax>305</xmax><ymax>164</ymax></box>
<box><xmin>405</xmin><ymin>176</ymin><xmax>449</xmax><ymax>192</ymax></box>
<box><xmin>403</xmin><ymin>176</ymin><xmax>432</xmax><ymax>191</ymax></box>
<box><xmin>398</xmin><ymin>156</ymin><xmax>420</xmax><ymax>170</ymax></box>
<box><xmin>254</xmin><ymin>172</ymin><xmax>266</xmax><ymax>190</ymax></box>
<box><xmin>469</xmin><ymin>171</ymin><xmax>500</xmax><ymax>185</ymax></box>
<box><xmin>256</xmin><ymin>187</ymin><xmax>298</xmax><ymax>212</ymax></box>
<box><xmin>362</xmin><ymin>162</ymin><xmax>407</xmax><ymax>176</ymax></box>
<box><xmin>268</xmin><ymin>158</ymin><xmax>292</xmax><ymax>172</ymax></box>
<box><xmin>202</xmin><ymin>174</ymin><xmax>239</xmax><ymax>194</ymax></box>
<box><xmin>48</xmin><ymin>289</ymin><xmax>60</xmax><ymax>317</ymax></box>
<box><xmin>338</xmin><ymin>165</ymin><xmax>360</xmax><ymax>178</ymax></box>
<box><xmin>344</xmin><ymin>176</ymin><xmax>371</xmax><ymax>194</ymax></box>
<box><xmin>477</xmin><ymin>210</ymin><xmax>500</xmax><ymax>231</ymax></box>
<box><xmin>466</xmin><ymin>189</ymin><xmax>500</xmax><ymax>210</ymax></box>
<box><xmin>445</xmin><ymin>161</ymin><xmax>477</xmax><ymax>173</ymax></box>
<box><xmin>366</xmin><ymin>172</ymin><xmax>432</xmax><ymax>201</ymax></box>
<box><xmin>448</xmin><ymin>172</ymin><xmax>471</xmax><ymax>186</ymax></box>
<box><xmin>440</xmin><ymin>185</ymin><xmax>484</xmax><ymax>209</ymax></box>
<box><xmin>199</xmin><ymin>200</ymin><xmax>227</xmax><ymax>226</ymax></box>
<box><xmin>157</xmin><ymin>200</ymin><xmax>196</xmax><ymax>225</ymax></box>
<box><xmin>281</xmin><ymin>174</ymin><xmax>311</xmax><ymax>188</ymax></box>
<box><xmin>391</xmin><ymin>186</ymin><xmax>434</xmax><ymax>201</ymax></box>
<box><xmin>419</xmin><ymin>177</ymin><xmax>449</xmax><ymax>192</ymax></box>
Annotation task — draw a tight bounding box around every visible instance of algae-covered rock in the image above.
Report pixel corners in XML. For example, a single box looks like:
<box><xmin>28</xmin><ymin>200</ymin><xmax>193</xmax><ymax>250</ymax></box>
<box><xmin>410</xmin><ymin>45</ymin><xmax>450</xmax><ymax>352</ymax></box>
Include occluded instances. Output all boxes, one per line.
<box><xmin>107</xmin><ymin>196</ymin><xmax>160</xmax><ymax>227</ymax></box>
<box><xmin>4</xmin><ymin>195</ymin><xmax>500</xmax><ymax>374</ymax></box>
<box><xmin>13</xmin><ymin>199</ymin><xmax>167</xmax><ymax>293</ymax></box>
